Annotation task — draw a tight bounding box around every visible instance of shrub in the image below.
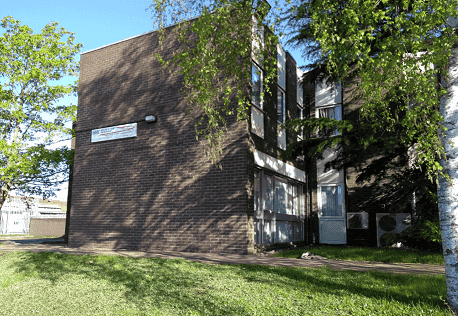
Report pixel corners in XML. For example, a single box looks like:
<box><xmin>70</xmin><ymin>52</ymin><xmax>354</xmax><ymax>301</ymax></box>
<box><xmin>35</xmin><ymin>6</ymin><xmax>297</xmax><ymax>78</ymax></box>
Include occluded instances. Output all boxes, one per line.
<box><xmin>399</xmin><ymin>219</ymin><xmax>442</xmax><ymax>253</ymax></box>
<box><xmin>421</xmin><ymin>220</ymin><xmax>442</xmax><ymax>244</ymax></box>
<box><xmin>380</xmin><ymin>232</ymin><xmax>400</xmax><ymax>248</ymax></box>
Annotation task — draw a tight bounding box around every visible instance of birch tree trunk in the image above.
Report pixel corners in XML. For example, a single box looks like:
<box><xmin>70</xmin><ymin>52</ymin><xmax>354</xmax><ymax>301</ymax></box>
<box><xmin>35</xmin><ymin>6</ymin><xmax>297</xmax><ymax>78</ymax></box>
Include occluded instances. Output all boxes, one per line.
<box><xmin>438</xmin><ymin>44</ymin><xmax>458</xmax><ymax>313</ymax></box>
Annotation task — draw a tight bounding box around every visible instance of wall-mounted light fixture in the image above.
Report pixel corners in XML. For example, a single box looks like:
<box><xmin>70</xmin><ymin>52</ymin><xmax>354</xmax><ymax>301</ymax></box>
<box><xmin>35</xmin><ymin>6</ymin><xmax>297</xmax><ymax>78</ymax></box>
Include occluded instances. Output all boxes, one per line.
<box><xmin>145</xmin><ymin>115</ymin><xmax>157</xmax><ymax>123</ymax></box>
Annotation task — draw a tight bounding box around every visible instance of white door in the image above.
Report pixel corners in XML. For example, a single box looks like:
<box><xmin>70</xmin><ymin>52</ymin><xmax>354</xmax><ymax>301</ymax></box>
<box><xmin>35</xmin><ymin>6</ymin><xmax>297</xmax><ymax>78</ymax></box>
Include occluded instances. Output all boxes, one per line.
<box><xmin>318</xmin><ymin>184</ymin><xmax>346</xmax><ymax>244</ymax></box>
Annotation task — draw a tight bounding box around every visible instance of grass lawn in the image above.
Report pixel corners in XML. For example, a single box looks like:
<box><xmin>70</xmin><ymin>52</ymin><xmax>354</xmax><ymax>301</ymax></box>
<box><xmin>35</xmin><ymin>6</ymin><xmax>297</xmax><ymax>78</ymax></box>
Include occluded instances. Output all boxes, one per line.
<box><xmin>271</xmin><ymin>245</ymin><xmax>445</xmax><ymax>265</ymax></box>
<box><xmin>0</xmin><ymin>251</ymin><xmax>452</xmax><ymax>315</ymax></box>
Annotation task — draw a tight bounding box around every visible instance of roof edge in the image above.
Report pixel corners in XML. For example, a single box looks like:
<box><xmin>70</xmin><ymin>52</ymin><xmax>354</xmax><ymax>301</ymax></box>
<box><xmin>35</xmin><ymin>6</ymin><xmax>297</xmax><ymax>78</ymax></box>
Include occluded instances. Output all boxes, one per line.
<box><xmin>81</xmin><ymin>16</ymin><xmax>200</xmax><ymax>56</ymax></box>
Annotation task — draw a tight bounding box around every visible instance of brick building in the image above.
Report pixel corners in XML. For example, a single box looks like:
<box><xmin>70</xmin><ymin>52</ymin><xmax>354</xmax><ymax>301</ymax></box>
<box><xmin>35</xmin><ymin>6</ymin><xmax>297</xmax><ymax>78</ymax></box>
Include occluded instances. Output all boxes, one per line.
<box><xmin>68</xmin><ymin>17</ymin><xmax>404</xmax><ymax>253</ymax></box>
<box><xmin>67</xmin><ymin>19</ymin><xmax>313</xmax><ymax>254</ymax></box>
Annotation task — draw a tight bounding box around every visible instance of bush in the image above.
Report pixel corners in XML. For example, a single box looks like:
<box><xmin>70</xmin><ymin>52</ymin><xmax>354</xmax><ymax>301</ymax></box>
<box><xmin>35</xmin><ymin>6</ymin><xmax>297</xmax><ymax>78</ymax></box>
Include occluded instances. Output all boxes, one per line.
<box><xmin>380</xmin><ymin>232</ymin><xmax>400</xmax><ymax>248</ymax></box>
<box><xmin>421</xmin><ymin>220</ymin><xmax>442</xmax><ymax>244</ymax></box>
<box><xmin>398</xmin><ymin>219</ymin><xmax>442</xmax><ymax>253</ymax></box>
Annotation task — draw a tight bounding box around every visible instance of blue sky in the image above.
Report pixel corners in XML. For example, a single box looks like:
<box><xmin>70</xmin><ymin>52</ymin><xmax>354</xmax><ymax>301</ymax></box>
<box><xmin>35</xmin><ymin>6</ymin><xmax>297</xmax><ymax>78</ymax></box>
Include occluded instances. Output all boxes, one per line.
<box><xmin>5</xmin><ymin>0</ymin><xmax>308</xmax><ymax>65</ymax></box>
<box><xmin>3</xmin><ymin>0</ymin><xmax>309</xmax><ymax>201</ymax></box>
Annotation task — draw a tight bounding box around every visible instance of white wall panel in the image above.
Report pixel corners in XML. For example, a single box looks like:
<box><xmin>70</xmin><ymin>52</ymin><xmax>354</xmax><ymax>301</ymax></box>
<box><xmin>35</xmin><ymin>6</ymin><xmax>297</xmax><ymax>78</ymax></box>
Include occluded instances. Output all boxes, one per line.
<box><xmin>254</xmin><ymin>150</ymin><xmax>306</xmax><ymax>182</ymax></box>
<box><xmin>297</xmin><ymin>68</ymin><xmax>303</xmax><ymax>105</ymax></box>
<box><xmin>251</xmin><ymin>106</ymin><xmax>264</xmax><ymax>138</ymax></box>
<box><xmin>317</xmin><ymin>147</ymin><xmax>344</xmax><ymax>183</ymax></box>
<box><xmin>277</xmin><ymin>125</ymin><xmax>286</xmax><ymax>150</ymax></box>
<box><xmin>316</xmin><ymin>79</ymin><xmax>342</xmax><ymax>107</ymax></box>
<box><xmin>277</xmin><ymin>44</ymin><xmax>286</xmax><ymax>90</ymax></box>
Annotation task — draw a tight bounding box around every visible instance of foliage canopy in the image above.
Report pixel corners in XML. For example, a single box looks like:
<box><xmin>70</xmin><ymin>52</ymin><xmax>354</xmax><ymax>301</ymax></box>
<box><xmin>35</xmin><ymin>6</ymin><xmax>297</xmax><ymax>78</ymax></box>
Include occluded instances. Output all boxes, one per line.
<box><xmin>285</xmin><ymin>0</ymin><xmax>458</xmax><ymax>183</ymax></box>
<box><xmin>281</xmin><ymin>0</ymin><xmax>458</xmax><ymax>215</ymax></box>
<box><xmin>148</xmin><ymin>0</ymin><xmax>458</xmax><ymax>213</ymax></box>
<box><xmin>150</xmin><ymin>0</ymin><xmax>283</xmax><ymax>163</ymax></box>
<box><xmin>0</xmin><ymin>16</ymin><xmax>82</xmax><ymax>205</ymax></box>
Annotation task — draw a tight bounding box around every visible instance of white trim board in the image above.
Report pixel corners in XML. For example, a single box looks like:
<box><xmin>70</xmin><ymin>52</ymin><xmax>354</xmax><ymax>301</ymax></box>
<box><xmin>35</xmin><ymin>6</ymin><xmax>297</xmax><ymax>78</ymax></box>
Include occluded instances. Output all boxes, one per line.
<box><xmin>254</xmin><ymin>150</ymin><xmax>306</xmax><ymax>182</ymax></box>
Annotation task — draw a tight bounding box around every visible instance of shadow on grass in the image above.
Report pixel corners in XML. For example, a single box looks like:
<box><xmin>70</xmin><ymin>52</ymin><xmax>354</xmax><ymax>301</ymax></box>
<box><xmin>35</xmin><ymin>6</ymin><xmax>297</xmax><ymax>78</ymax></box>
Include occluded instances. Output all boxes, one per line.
<box><xmin>272</xmin><ymin>245</ymin><xmax>445</xmax><ymax>264</ymax></box>
<box><xmin>235</xmin><ymin>263</ymin><xmax>447</xmax><ymax>309</ymax></box>
<box><xmin>10</xmin><ymin>251</ymin><xmax>250</xmax><ymax>315</ymax></box>
<box><xmin>9</xmin><ymin>251</ymin><xmax>448</xmax><ymax>314</ymax></box>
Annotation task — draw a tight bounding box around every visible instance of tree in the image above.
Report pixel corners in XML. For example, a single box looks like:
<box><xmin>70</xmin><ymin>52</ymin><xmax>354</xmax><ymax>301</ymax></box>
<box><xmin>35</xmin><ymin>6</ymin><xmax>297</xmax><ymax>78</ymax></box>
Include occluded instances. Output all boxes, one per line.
<box><xmin>148</xmin><ymin>0</ymin><xmax>458</xmax><ymax>308</ymax></box>
<box><xmin>0</xmin><ymin>16</ymin><xmax>82</xmax><ymax>209</ymax></box>
<box><xmin>148</xmin><ymin>0</ymin><xmax>449</xmax><ymax>209</ymax></box>
<box><xmin>278</xmin><ymin>0</ymin><xmax>457</xmax><ymax>250</ymax></box>
<box><xmin>438</xmin><ymin>43</ymin><xmax>458</xmax><ymax>314</ymax></box>
<box><xmin>287</xmin><ymin>0</ymin><xmax>458</xmax><ymax>311</ymax></box>
<box><xmin>289</xmin><ymin>0</ymin><xmax>455</xmax><ymax>180</ymax></box>
<box><xmin>149</xmin><ymin>0</ymin><xmax>281</xmax><ymax>163</ymax></box>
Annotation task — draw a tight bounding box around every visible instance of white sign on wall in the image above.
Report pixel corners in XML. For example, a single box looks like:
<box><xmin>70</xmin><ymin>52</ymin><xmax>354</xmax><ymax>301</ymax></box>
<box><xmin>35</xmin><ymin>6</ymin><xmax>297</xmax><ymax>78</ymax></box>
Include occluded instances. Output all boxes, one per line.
<box><xmin>91</xmin><ymin>123</ymin><xmax>137</xmax><ymax>143</ymax></box>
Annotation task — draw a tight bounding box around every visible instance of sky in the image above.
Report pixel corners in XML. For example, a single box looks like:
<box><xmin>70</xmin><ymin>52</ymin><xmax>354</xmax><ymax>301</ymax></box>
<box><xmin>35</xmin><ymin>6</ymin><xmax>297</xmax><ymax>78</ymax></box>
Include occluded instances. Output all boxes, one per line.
<box><xmin>3</xmin><ymin>0</ymin><xmax>309</xmax><ymax>201</ymax></box>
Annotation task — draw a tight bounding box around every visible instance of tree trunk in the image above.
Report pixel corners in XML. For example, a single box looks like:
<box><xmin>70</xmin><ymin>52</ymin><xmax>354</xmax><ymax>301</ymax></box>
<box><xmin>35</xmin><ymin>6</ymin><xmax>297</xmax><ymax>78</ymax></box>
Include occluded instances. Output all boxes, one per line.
<box><xmin>438</xmin><ymin>44</ymin><xmax>458</xmax><ymax>314</ymax></box>
<box><xmin>0</xmin><ymin>185</ymin><xmax>10</xmax><ymax>212</ymax></box>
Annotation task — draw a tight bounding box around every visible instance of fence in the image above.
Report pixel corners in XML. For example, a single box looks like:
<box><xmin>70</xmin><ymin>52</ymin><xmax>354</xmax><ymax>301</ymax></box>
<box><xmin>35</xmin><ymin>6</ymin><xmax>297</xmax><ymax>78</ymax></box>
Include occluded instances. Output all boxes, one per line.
<box><xmin>0</xmin><ymin>198</ymin><xmax>65</xmax><ymax>235</ymax></box>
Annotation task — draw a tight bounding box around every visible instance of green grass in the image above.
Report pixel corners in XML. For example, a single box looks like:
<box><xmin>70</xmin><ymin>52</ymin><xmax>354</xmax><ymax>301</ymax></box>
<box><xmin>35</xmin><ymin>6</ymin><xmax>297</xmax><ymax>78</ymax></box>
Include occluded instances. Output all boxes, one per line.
<box><xmin>0</xmin><ymin>251</ymin><xmax>452</xmax><ymax>315</ymax></box>
<box><xmin>271</xmin><ymin>246</ymin><xmax>445</xmax><ymax>265</ymax></box>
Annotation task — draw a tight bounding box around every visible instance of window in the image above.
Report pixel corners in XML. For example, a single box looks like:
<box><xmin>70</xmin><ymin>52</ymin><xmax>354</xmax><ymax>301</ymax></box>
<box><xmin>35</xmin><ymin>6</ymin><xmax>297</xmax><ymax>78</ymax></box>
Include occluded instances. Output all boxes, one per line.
<box><xmin>254</xmin><ymin>169</ymin><xmax>260</xmax><ymax>217</ymax></box>
<box><xmin>296</xmin><ymin>69</ymin><xmax>304</xmax><ymax>141</ymax></box>
<box><xmin>317</xmin><ymin>105</ymin><xmax>341</xmax><ymax>136</ymax></box>
<box><xmin>277</xmin><ymin>45</ymin><xmax>287</xmax><ymax>149</ymax></box>
<box><xmin>318</xmin><ymin>106</ymin><xmax>337</xmax><ymax>120</ymax></box>
<box><xmin>277</xmin><ymin>87</ymin><xmax>285</xmax><ymax>123</ymax></box>
<box><xmin>252</xmin><ymin>17</ymin><xmax>264</xmax><ymax>63</ymax></box>
<box><xmin>274</xmin><ymin>178</ymin><xmax>290</xmax><ymax>215</ymax></box>
<box><xmin>262</xmin><ymin>173</ymin><xmax>273</xmax><ymax>211</ymax></box>
<box><xmin>252</xmin><ymin>63</ymin><xmax>263</xmax><ymax>109</ymax></box>
<box><xmin>319</xmin><ymin>185</ymin><xmax>343</xmax><ymax>217</ymax></box>
<box><xmin>297</xmin><ymin>104</ymin><xmax>304</xmax><ymax>140</ymax></box>
<box><xmin>251</xmin><ymin>62</ymin><xmax>264</xmax><ymax>138</ymax></box>
<box><xmin>254</xmin><ymin>170</ymin><xmax>304</xmax><ymax>244</ymax></box>
<box><xmin>273</xmin><ymin>178</ymin><xmax>302</xmax><ymax>216</ymax></box>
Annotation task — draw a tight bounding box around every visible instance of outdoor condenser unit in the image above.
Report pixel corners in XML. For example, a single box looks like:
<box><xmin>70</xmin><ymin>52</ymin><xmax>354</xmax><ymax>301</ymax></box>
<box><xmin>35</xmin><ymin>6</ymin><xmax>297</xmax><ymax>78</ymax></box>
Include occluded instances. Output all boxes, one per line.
<box><xmin>376</xmin><ymin>213</ymin><xmax>411</xmax><ymax>247</ymax></box>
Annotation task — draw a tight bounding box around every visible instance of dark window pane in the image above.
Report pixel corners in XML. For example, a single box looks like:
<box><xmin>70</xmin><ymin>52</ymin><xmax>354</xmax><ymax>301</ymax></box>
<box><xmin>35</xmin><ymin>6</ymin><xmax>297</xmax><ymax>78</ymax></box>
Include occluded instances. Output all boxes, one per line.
<box><xmin>277</xmin><ymin>88</ymin><xmax>284</xmax><ymax>123</ymax></box>
<box><xmin>252</xmin><ymin>64</ymin><xmax>262</xmax><ymax>108</ymax></box>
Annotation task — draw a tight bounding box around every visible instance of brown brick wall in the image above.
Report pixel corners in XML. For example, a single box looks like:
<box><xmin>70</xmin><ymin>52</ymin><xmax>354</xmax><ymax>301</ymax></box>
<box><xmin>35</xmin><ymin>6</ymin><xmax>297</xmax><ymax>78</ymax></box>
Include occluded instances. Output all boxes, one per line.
<box><xmin>30</xmin><ymin>218</ymin><xmax>66</xmax><ymax>237</ymax></box>
<box><xmin>342</xmin><ymin>80</ymin><xmax>395</xmax><ymax>216</ymax></box>
<box><xmin>69</xmin><ymin>26</ymin><xmax>251</xmax><ymax>254</ymax></box>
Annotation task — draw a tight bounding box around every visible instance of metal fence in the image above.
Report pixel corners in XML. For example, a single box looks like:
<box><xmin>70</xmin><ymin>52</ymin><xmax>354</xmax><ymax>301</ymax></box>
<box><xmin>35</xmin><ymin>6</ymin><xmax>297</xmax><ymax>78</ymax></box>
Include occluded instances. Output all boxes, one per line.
<box><xmin>0</xmin><ymin>198</ymin><xmax>38</xmax><ymax>235</ymax></box>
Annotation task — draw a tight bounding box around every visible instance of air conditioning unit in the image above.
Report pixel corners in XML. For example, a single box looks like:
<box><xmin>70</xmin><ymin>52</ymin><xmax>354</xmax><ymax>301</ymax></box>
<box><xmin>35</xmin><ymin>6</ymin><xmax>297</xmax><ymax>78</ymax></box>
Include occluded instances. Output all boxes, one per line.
<box><xmin>347</xmin><ymin>212</ymin><xmax>369</xmax><ymax>229</ymax></box>
<box><xmin>376</xmin><ymin>213</ymin><xmax>411</xmax><ymax>247</ymax></box>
